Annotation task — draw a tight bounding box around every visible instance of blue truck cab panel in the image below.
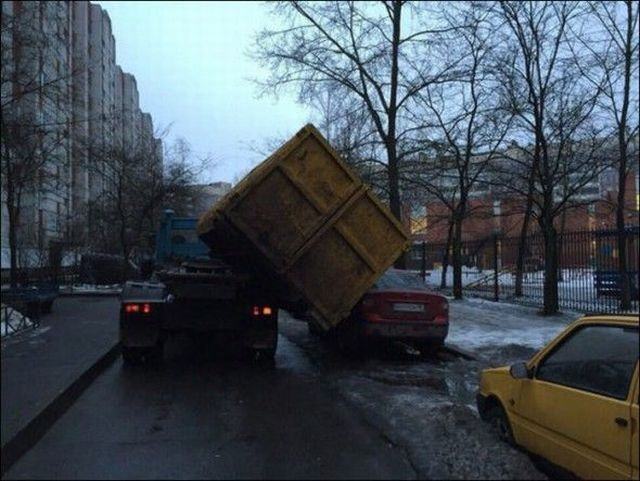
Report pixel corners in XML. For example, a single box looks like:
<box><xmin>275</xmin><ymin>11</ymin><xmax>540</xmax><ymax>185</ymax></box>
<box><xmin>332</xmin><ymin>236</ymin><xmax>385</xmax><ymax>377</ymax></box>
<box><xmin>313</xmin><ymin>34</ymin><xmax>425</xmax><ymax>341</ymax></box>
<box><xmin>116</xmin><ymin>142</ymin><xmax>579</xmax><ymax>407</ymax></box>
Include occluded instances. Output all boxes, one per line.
<box><xmin>155</xmin><ymin>209</ymin><xmax>210</xmax><ymax>265</ymax></box>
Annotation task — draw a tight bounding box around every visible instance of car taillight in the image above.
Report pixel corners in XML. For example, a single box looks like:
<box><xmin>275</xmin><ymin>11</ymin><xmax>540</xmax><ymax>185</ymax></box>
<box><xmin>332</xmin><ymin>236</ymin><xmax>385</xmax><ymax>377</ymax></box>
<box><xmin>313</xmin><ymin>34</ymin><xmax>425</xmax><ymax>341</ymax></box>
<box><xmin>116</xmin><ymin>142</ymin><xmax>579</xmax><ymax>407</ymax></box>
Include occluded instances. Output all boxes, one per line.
<box><xmin>433</xmin><ymin>314</ymin><xmax>448</xmax><ymax>324</ymax></box>
<box><xmin>124</xmin><ymin>303</ymin><xmax>152</xmax><ymax>314</ymax></box>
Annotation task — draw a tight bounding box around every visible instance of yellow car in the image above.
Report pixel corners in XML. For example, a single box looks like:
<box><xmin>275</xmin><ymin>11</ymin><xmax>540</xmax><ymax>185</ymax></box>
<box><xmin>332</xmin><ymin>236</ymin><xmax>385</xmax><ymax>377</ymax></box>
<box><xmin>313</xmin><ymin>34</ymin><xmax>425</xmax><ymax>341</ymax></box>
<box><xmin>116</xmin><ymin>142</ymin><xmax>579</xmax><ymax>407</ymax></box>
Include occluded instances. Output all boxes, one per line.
<box><xmin>477</xmin><ymin>314</ymin><xmax>639</xmax><ymax>480</ymax></box>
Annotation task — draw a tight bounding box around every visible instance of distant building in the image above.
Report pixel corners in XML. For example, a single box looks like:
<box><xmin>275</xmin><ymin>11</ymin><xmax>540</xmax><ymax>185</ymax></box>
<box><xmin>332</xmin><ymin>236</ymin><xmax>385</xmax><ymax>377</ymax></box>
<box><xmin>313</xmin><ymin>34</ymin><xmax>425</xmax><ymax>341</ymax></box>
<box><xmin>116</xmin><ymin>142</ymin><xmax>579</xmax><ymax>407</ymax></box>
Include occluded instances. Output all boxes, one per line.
<box><xmin>410</xmin><ymin>143</ymin><xmax>639</xmax><ymax>244</ymax></box>
<box><xmin>184</xmin><ymin>182</ymin><xmax>232</xmax><ymax>217</ymax></box>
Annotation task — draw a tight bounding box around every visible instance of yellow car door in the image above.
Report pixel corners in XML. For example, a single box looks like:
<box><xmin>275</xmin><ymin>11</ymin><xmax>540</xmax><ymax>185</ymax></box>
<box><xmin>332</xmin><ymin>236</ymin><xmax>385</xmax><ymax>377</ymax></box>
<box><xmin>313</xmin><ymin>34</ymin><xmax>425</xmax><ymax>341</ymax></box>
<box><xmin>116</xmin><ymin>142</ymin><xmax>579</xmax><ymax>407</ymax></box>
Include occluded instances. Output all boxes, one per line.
<box><xmin>512</xmin><ymin>323</ymin><xmax>638</xmax><ymax>480</ymax></box>
<box><xmin>631</xmin><ymin>367</ymin><xmax>639</xmax><ymax>480</ymax></box>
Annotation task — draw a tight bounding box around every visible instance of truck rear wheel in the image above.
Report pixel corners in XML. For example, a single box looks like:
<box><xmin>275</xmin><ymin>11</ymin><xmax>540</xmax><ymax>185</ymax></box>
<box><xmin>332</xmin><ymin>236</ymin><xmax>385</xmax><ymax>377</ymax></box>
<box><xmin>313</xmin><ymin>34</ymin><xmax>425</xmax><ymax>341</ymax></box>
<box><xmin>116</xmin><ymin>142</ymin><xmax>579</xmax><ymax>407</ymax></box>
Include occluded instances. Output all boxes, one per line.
<box><xmin>122</xmin><ymin>342</ymin><xmax>164</xmax><ymax>366</ymax></box>
<box><xmin>253</xmin><ymin>348</ymin><xmax>276</xmax><ymax>362</ymax></box>
<box><xmin>122</xmin><ymin>346</ymin><xmax>143</xmax><ymax>365</ymax></box>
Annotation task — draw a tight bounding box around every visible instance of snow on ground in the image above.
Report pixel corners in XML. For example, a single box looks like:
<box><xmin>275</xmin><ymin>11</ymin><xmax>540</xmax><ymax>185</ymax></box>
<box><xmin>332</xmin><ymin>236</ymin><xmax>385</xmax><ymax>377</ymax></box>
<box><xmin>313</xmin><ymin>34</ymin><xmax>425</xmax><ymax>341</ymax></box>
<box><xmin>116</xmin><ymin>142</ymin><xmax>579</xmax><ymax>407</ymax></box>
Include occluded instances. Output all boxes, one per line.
<box><xmin>1</xmin><ymin>304</ymin><xmax>35</xmax><ymax>338</ymax></box>
<box><xmin>424</xmin><ymin>267</ymin><xmax>596</xmax><ymax>288</ymax></box>
<box><xmin>58</xmin><ymin>284</ymin><xmax>122</xmax><ymax>295</ymax></box>
<box><xmin>447</xmin><ymin>297</ymin><xmax>575</xmax><ymax>364</ymax></box>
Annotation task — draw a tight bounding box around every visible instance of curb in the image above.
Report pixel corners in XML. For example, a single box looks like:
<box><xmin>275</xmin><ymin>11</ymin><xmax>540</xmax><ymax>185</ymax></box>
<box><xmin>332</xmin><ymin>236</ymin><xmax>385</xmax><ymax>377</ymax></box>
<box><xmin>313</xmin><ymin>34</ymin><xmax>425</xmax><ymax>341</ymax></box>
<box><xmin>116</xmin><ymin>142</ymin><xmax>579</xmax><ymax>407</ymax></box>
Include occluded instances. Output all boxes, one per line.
<box><xmin>0</xmin><ymin>342</ymin><xmax>121</xmax><ymax>476</ymax></box>
<box><xmin>442</xmin><ymin>343</ymin><xmax>476</xmax><ymax>361</ymax></box>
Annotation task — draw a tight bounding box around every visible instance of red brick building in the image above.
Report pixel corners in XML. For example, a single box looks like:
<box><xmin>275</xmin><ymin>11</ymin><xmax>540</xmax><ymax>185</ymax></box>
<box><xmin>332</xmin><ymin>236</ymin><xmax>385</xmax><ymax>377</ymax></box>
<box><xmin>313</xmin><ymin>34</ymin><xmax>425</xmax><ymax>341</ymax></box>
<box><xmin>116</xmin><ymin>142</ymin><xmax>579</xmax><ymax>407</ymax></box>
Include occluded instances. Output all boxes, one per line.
<box><xmin>410</xmin><ymin>168</ymin><xmax>639</xmax><ymax>244</ymax></box>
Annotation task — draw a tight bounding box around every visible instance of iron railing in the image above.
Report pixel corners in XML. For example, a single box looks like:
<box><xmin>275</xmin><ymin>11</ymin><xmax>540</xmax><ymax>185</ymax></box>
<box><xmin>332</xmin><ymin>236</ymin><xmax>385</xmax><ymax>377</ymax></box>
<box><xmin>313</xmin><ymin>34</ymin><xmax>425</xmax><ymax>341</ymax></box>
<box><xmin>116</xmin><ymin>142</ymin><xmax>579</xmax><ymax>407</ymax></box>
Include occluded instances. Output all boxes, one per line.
<box><xmin>409</xmin><ymin>226</ymin><xmax>639</xmax><ymax>314</ymax></box>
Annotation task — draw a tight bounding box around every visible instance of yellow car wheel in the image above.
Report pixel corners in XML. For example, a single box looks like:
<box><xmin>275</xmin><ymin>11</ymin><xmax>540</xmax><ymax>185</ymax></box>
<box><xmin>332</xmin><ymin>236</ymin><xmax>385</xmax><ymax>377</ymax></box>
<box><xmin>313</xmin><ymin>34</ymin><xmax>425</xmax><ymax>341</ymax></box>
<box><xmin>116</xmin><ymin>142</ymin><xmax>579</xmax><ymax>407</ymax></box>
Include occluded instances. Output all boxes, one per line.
<box><xmin>486</xmin><ymin>402</ymin><xmax>514</xmax><ymax>446</ymax></box>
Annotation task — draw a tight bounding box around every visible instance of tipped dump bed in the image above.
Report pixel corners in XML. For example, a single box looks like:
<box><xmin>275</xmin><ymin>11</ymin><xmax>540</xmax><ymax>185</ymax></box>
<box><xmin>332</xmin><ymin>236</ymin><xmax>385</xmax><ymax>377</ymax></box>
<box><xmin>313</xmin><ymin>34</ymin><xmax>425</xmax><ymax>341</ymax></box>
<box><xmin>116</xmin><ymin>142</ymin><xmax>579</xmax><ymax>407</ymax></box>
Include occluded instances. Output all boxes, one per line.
<box><xmin>197</xmin><ymin>124</ymin><xmax>410</xmax><ymax>329</ymax></box>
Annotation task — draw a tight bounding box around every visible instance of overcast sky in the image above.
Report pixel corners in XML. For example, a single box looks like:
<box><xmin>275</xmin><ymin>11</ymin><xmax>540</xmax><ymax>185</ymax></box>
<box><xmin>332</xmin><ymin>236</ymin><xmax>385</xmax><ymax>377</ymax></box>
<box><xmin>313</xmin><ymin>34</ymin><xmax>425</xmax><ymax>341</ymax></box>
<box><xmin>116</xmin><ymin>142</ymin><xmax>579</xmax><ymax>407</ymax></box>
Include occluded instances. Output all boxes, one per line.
<box><xmin>95</xmin><ymin>1</ymin><xmax>311</xmax><ymax>184</ymax></box>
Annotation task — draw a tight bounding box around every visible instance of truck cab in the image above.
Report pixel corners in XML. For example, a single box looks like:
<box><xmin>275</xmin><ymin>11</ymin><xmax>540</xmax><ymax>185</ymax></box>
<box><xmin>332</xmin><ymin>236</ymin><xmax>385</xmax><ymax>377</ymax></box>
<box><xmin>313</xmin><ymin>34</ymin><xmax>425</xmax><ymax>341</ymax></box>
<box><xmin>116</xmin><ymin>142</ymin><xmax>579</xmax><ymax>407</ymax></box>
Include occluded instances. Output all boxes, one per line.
<box><xmin>119</xmin><ymin>210</ymin><xmax>278</xmax><ymax>365</ymax></box>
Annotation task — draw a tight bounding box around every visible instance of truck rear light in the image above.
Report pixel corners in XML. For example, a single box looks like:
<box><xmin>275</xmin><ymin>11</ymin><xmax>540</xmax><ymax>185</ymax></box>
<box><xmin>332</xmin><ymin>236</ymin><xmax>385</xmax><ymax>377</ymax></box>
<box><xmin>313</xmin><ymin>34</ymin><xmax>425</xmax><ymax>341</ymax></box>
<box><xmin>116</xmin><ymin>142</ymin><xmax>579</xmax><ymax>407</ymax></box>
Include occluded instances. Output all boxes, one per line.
<box><xmin>252</xmin><ymin>305</ymin><xmax>273</xmax><ymax>316</ymax></box>
<box><xmin>124</xmin><ymin>303</ymin><xmax>152</xmax><ymax>315</ymax></box>
<box><xmin>125</xmin><ymin>304</ymin><xmax>139</xmax><ymax>313</ymax></box>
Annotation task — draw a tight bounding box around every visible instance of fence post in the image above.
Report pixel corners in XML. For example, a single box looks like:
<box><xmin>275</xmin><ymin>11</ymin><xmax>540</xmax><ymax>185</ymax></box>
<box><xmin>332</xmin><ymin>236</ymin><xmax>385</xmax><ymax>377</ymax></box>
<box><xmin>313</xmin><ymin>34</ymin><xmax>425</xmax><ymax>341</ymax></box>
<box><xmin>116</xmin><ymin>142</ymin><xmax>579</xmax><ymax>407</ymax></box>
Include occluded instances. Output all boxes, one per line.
<box><xmin>421</xmin><ymin>240</ymin><xmax>426</xmax><ymax>281</ymax></box>
<box><xmin>493</xmin><ymin>233</ymin><xmax>499</xmax><ymax>302</ymax></box>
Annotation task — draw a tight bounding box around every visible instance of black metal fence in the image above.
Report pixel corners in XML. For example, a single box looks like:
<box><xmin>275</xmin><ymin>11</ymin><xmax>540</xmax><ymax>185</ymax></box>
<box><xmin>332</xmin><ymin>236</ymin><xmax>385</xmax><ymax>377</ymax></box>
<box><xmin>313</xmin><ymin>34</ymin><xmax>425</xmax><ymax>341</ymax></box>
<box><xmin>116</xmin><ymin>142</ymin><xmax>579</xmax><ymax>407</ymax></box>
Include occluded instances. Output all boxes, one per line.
<box><xmin>408</xmin><ymin>226</ymin><xmax>639</xmax><ymax>314</ymax></box>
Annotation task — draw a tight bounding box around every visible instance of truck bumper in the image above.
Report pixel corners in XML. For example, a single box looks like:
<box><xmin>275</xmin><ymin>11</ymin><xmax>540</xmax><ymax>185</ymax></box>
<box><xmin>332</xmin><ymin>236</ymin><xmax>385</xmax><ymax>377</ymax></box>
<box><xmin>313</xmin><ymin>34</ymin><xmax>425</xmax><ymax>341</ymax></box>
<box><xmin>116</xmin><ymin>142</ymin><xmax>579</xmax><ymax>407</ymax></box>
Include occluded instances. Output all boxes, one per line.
<box><xmin>120</xmin><ymin>319</ymin><xmax>161</xmax><ymax>348</ymax></box>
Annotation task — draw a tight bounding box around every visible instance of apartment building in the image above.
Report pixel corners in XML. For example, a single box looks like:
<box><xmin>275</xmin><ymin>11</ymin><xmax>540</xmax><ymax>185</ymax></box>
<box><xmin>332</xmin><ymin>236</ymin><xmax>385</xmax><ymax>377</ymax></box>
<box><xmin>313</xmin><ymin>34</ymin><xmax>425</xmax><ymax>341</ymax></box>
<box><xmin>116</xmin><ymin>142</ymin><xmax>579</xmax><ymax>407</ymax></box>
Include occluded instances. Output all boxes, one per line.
<box><xmin>1</xmin><ymin>0</ymin><xmax>163</xmax><ymax>268</ymax></box>
<box><xmin>1</xmin><ymin>1</ymin><xmax>74</xmax><ymax>266</ymax></box>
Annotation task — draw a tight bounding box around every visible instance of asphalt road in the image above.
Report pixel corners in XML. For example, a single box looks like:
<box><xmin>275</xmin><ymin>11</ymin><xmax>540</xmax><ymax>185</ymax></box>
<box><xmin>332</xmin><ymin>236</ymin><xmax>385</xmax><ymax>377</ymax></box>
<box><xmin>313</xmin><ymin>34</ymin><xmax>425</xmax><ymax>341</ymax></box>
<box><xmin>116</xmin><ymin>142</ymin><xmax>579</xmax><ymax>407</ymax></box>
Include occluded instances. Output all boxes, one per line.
<box><xmin>4</xmin><ymin>333</ymin><xmax>416</xmax><ymax>480</ymax></box>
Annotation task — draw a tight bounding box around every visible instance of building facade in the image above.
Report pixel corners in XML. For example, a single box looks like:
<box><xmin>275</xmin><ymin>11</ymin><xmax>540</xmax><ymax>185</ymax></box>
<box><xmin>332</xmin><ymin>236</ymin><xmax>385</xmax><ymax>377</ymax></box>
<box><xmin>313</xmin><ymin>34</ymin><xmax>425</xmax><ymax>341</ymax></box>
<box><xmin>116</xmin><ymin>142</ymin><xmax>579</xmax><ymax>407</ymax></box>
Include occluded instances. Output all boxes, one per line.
<box><xmin>1</xmin><ymin>0</ymin><xmax>163</xmax><ymax>269</ymax></box>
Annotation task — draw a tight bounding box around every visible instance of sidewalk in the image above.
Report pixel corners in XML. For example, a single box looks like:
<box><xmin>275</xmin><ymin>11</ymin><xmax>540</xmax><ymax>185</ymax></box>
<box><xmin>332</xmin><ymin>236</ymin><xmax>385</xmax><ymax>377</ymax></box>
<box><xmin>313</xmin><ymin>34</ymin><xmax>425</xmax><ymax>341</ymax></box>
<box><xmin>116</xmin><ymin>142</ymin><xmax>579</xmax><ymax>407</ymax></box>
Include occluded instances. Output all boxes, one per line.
<box><xmin>446</xmin><ymin>297</ymin><xmax>578</xmax><ymax>366</ymax></box>
<box><xmin>1</xmin><ymin>296</ymin><xmax>120</xmax><ymax>448</ymax></box>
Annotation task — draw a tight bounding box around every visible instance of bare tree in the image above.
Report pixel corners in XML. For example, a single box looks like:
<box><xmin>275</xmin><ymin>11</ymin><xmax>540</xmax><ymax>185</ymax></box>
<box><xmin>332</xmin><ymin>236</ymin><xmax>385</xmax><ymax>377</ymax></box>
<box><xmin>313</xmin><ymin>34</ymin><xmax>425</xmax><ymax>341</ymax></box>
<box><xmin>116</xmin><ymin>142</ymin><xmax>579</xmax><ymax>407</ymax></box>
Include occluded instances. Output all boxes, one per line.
<box><xmin>571</xmin><ymin>0</ymin><xmax>639</xmax><ymax>309</ymax></box>
<box><xmin>492</xmin><ymin>0</ymin><xmax>612</xmax><ymax>314</ymax></box>
<box><xmin>253</xmin><ymin>1</ymin><xmax>465</xmax><ymax>266</ymax></box>
<box><xmin>406</xmin><ymin>3</ymin><xmax>513</xmax><ymax>299</ymax></box>
<box><xmin>86</xmin><ymin>136</ymin><xmax>213</xmax><ymax>269</ymax></box>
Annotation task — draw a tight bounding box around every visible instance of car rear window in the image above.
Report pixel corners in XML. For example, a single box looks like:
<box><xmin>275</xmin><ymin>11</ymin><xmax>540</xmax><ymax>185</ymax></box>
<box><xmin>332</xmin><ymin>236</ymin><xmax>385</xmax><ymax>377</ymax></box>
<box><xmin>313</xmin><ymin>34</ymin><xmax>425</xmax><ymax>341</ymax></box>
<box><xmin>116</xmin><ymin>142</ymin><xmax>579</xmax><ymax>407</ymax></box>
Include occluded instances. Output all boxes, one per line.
<box><xmin>374</xmin><ymin>271</ymin><xmax>426</xmax><ymax>289</ymax></box>
<box><xmin>536</xmin><ymin>324</ymin><xmax>639</xmax><ymax>400</ymax></box>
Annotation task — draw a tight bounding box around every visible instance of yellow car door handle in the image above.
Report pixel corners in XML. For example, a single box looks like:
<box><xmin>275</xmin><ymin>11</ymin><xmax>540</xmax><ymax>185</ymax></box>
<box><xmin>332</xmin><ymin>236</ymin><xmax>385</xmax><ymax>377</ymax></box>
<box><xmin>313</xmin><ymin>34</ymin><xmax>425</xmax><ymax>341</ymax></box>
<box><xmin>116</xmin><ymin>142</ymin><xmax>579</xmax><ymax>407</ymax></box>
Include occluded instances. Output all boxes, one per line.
<box><xmin>614</xmin><ymin>417</ymin><xmax>628</xmax><ymax>427</ymax></box>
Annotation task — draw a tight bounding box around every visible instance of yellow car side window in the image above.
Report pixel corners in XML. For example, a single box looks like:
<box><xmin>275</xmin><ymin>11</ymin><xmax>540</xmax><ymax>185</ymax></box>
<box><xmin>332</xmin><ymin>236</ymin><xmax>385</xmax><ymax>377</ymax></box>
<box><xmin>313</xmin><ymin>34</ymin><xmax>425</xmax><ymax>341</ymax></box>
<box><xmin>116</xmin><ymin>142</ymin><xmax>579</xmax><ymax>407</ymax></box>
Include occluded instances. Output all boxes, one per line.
<box><xmin>536</xmin><ymin>325</ymin><xmax>639</xmax><ymax>400</ymax></box>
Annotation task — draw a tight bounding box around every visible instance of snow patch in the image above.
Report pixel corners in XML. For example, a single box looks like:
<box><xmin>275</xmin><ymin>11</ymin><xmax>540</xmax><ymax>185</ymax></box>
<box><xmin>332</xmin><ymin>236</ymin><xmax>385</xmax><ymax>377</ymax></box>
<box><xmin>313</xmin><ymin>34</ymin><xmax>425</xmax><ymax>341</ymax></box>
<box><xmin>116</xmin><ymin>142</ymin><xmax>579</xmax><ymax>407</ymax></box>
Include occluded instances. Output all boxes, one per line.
<box><xmin>1</xmin><ymin>304</ymin><xmax>35</xmax><ymax>337</ymax></box>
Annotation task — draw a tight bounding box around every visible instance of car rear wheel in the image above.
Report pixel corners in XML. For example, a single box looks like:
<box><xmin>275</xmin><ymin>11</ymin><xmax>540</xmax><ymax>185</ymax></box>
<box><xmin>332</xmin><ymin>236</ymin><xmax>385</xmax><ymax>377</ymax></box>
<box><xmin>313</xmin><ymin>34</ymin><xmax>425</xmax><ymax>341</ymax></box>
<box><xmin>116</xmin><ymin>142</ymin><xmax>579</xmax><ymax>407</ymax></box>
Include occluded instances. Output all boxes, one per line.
<box><xmin>486</xmin><ymin>402</ymin><xmax>514</xmax><ymax>445</ymax></box>
<box><xmin>418</xmin><ymin>339</ymin><xmax>444</xmax><ymax>357</ymax></box>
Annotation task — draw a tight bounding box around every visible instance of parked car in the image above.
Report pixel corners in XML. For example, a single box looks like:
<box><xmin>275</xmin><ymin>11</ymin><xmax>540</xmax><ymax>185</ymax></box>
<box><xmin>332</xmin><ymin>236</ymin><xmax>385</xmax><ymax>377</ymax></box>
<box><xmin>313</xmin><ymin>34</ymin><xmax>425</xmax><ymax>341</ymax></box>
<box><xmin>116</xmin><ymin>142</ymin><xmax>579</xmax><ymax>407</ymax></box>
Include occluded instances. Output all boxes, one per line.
<box><xmin>1</xmin><ymin>281</ymin><xmax>59</xmax><ymax>318</ymax></box>
<box><xmin>311</xmin><ymin>269</ymin><xmax>449</xmax><ymax>355</ymax></box>
<box><xmin>477</xmin><ymin>314</ymin><xmax>639</xmax><ymax>480</ymax></box>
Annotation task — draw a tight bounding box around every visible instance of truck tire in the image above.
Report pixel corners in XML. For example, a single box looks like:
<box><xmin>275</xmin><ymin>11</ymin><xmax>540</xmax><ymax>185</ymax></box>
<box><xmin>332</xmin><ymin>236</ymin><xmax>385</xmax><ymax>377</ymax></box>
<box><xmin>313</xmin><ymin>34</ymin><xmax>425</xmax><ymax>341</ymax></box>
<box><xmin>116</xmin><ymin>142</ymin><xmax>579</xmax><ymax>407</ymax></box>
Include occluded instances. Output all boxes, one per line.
<box><xmin>122</xmin><ymin>341</ymin><xmax>164</xmax><ymax>366</ymax></box>
<box><xmin>253</xmin><ymin>348</ymin><xmax>276</xmax><ymax>362</ymax></box>
<box><xmin>122</xmin><ymin>346</ymin><xmax>143</xmax><ymax>365</ymax></box>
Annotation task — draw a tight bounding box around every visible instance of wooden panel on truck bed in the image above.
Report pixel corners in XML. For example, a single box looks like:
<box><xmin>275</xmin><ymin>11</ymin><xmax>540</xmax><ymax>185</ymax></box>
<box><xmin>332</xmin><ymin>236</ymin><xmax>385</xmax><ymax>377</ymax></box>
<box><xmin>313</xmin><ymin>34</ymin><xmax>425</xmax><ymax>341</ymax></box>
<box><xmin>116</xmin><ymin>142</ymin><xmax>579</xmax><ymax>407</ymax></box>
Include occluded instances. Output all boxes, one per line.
<box><xmin>197</xmin><ymin>124</ymin><xmax>410</xmax><ymax>329</ymax></box>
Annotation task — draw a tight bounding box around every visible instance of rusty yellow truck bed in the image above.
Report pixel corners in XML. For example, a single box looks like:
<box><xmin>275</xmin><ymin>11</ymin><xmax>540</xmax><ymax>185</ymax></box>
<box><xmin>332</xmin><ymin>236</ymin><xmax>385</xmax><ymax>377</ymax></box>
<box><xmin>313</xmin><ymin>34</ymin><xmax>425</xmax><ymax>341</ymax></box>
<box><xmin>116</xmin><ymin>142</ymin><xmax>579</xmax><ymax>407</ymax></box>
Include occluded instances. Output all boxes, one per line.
<box><xmin>197</xmin><ymin>124</ymin><xmax>410</xmax><ymax>329</ymax></box>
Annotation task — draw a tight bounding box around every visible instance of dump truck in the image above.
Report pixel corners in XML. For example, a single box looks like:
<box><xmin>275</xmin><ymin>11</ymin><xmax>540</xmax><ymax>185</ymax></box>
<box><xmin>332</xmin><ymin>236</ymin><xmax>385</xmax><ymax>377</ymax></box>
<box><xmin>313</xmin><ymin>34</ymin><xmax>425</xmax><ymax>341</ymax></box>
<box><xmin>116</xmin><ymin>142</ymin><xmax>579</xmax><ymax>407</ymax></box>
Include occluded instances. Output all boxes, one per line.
<box><xmin>119</xmin><ymin>124</ymin><xmax>409</xmax><ymax>364</ymax></box>
<box><xmin>119</xmin><ymin>212</ymin><xmax>279</xmax><ymax>364</ymax></box>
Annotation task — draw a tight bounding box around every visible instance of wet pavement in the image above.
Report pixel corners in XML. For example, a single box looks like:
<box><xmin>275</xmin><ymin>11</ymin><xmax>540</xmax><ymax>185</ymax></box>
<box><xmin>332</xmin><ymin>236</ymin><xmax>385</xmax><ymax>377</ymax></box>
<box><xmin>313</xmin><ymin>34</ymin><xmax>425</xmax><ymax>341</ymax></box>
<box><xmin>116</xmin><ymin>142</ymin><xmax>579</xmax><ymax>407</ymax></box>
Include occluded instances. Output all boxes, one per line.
<box><xmin>5</xmin><ymin>332</ymin><xmax>415</xmax><ymax>480</ymax></box>
<box><xmin>4</xmin><ymin>301</ymin><xmax>565</xmax><ymax>479</ymax></box>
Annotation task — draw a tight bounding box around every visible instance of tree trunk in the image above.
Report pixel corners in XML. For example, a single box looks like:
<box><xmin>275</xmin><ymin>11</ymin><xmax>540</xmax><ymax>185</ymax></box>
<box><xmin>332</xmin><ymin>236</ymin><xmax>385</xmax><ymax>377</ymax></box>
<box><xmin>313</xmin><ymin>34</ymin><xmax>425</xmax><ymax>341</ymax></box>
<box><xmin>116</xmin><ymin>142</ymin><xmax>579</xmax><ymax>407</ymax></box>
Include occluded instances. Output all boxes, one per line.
<box><xmin>389</xmin><ymin>0</ymin><xmax>404</xmax><ymax>269</ymax></box>
<box><xmin>540</xmin><ymin>215</ymin><xmax>559</xmax><ymax>315</ymax></box>
<box><xmin>557</xmin><ymin>209</ymin><xmax>566</xmax><ymax>283</ymax></box>
<box><xmin>6</xmin><ymin>183</ymin><xmax>20</xmax><ymax>288</ymax></box>
<box><xmin>440</xmin><ymin>218</ymin><xmax>454</xmax><ymax>289</ymax></box>
<box><xmin>8</xmin><ymin>205</ymin><xmax>19</xmax><ymax>288</ymax></box>
<box><xmin>616</xmin><ymin>166</ymin><xmax>630</xmax><ymax>310</ymax></box>
<box><xmin>452</xmin><ymin>212</ymin><xmax>464</xmax><ymax>299</ymax></box>
<box><xmin>515</xmin><ymin>181</ymin><xmax>535</xmax><ymax>297</ymax></box>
